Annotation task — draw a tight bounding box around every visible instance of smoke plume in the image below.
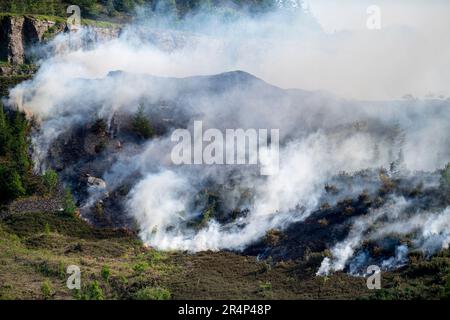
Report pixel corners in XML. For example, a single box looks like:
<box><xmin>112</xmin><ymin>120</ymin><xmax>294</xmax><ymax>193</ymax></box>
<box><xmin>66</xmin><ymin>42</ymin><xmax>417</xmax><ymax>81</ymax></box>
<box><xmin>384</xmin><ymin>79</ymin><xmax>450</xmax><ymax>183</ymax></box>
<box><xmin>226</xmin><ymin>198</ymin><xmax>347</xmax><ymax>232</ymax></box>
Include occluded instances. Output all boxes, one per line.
<box><xmin>4</xmin><ymin>2</ymin><xmax>450</xmax><ymax>256</ymax></box>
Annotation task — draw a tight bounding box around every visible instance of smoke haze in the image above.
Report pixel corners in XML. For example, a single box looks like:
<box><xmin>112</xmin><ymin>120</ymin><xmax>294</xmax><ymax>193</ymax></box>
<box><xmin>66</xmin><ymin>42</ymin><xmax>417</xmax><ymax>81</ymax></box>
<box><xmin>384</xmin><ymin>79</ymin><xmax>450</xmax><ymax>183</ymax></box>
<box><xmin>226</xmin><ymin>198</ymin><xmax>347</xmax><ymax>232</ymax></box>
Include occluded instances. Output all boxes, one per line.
<box><xmin>3</xmin><ymin>2</ymin><xmax>450</xmax><ymax>271</ymax></box>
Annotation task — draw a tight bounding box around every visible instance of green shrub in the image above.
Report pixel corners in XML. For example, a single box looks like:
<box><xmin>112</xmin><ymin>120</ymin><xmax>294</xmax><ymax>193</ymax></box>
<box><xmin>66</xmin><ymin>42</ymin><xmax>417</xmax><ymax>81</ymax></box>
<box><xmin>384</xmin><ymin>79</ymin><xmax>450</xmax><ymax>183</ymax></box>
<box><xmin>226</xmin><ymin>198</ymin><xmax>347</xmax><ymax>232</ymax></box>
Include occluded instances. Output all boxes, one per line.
<box><xmin>257</xmin><ymin>281</ymin><xmax>273</xmax><ymax>298</ymax></box>
<box><xmin>133</xmin><ymin>287</ymin><xmax>171</xmax><ymax>300</ymax></box>
<box><xmin>132</xmin><ymin>261</ymin><xmax>149</xmax><ymax>274</ymax></box>
<box><xmin>259</xmin><ymin>281</ymin><xmax>272</xmax><ymax>291</ymax></box>
<box><xmin>147</xmin><ymin>250</ymin><xmax>165</xmax><ymax>265</ymax></box>
<box><xmin>44</xmin><ymin>222</ymin><xmax>51</xmax><ymax>235</ymax></box>
<box><xmin>86</xmin><ymin>280</ymin><xmax>104</xmax><ymax>300</ymax></box>
<box><xmin>101</xmin><ymin>265</ymin><xmax>111</xmax><ymax>282</ymax></box>
<box><xmin>41</xmin><ymin>280</ymin><xmax>53</xmax><ymax>300</ymax></box>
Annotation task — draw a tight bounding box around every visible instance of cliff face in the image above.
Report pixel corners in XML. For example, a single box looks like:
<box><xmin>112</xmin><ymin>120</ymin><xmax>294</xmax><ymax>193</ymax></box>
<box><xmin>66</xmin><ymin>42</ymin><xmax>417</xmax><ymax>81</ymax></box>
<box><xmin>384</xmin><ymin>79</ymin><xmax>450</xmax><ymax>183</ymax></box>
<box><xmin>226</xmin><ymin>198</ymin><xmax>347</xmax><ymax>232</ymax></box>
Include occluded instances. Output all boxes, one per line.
<box><xmin>0</xmin><ymin>15</ymin><xmax>59</xmax><ymax>65</ymax></box>
<box><xmin>0</xmin><ymin>15</ymin><xmax>120</xmax><ymax>73</ymax></box>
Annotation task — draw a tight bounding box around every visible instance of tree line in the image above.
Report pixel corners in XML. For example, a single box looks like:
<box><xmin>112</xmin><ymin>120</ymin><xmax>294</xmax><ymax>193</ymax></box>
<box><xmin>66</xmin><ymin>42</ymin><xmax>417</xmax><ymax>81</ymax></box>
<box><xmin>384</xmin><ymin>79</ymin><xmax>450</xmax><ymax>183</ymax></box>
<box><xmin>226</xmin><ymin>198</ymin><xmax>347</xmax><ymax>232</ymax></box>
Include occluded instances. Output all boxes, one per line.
<box><xmin>0</xmin><ymin>0</ymin><xmax>277</xmax><ymax>19</ymax></box>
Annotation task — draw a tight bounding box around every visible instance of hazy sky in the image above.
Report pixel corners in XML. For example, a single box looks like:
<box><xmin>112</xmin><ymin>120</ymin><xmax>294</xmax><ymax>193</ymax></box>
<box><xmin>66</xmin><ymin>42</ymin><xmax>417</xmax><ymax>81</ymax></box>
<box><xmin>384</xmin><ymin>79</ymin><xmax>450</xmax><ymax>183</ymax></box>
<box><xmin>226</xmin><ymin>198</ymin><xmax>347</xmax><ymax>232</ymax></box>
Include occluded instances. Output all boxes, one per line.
<box><xmin>262</xmin><ymin>0</ymin><xmax>450</xmax><ymax>99</ymax></box>
<box><xmin>307</xmin><ymin>0</ymin><xmax>450</xmax><ymax>33</ymax></box>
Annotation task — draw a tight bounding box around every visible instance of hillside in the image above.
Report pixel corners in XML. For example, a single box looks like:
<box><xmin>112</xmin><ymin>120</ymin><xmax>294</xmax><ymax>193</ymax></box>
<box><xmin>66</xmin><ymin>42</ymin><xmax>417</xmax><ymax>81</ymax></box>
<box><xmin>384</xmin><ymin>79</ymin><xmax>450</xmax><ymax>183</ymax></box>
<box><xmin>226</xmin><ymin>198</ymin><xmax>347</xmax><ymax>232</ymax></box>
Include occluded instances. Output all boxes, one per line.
<box><xmin>1</xmin><ymin>70</ymin><xmax>449</xmax><ymax>300</ymax></box>
<box><xmin>1</xmin><ymin>209</ymin><xmax>449</xmax><ymax>299</ymax></box>
<box><xmin>0</xmin><ymin>1</ymin><xmax>449</xmax><ymax>302</ymax></box>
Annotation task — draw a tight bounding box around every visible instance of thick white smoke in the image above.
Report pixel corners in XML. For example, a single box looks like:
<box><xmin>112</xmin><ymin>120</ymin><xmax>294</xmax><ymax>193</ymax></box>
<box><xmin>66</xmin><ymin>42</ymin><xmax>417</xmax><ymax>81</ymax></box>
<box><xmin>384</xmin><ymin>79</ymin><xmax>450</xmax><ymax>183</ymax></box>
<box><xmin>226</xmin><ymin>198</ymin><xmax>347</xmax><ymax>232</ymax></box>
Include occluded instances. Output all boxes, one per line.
<box><xmin>124</xmin><ymin>132</ymin><xmax>393</xmax><ymax>251</ymax></box>
<box><xmin>317</xmin><ymin>198</ymin><xmax>450</xmax><ymax>276</ymax></box>
<box><xmin>4</xmin><ymin>2</ymin><xmax>450</xmax><ymax>253</ymax></box>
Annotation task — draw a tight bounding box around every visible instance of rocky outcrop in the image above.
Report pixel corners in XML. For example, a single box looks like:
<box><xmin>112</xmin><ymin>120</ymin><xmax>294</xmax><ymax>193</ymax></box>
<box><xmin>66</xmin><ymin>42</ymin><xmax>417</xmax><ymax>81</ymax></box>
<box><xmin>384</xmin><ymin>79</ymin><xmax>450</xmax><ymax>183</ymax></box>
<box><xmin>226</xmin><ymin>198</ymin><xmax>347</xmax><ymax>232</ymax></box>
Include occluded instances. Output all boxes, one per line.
<box><xmin>0</xmin><ymin>15</ymin><xmax>121</xmax><ymax>68</ymax></box>
<box><xmin>0</xmin><ymin>15</ymin><xmax>59</xmax><ymax>65</ymax></box>
<box><xmin>0</xmin><ymin>15</ymin><xmax>25</xmax><ymax>64</ymax></box>
<box><xmin>1</xmin><ymin>14</ymin><xmax>197</xmax><ymax>71</ymax></box>
<box><xmin>87</xmin><ymin>175</ymin><xmax>107</xmax><ymax>190</ymax></box>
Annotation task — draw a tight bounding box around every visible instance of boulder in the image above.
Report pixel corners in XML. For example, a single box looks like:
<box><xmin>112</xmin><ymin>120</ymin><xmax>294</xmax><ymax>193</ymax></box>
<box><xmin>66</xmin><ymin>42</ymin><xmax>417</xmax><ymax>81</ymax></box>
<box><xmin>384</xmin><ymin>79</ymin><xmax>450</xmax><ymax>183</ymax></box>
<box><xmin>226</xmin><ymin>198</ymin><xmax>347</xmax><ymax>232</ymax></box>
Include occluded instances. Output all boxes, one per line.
<box><xmin>87</xmin><ymin>175</ymin><xmax>107</xmax><ymax>189</ymax></box>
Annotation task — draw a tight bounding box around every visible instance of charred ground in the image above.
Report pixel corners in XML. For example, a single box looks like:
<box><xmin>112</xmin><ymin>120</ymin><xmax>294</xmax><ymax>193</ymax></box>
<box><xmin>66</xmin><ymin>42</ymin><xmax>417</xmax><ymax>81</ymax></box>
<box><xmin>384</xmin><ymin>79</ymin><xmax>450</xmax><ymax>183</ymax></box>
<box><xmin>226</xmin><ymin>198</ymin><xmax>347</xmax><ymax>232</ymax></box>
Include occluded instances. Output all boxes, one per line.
<box><xmin>0</xmin><ymin>71</ymin><xmax>449</xmax><ymax>299</ymax></box>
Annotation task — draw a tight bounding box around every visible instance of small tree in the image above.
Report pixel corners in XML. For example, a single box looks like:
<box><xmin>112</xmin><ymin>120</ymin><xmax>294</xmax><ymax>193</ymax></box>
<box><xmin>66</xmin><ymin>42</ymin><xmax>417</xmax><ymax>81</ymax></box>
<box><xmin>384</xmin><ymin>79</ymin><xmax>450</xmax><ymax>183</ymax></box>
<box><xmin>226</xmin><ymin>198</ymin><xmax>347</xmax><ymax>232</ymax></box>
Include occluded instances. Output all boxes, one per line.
<box><xmin>10</xmin><ymin>111</ymin><xmax>31</xmax><ymax>176</ymax></box>
<box><xmin>132</xmin><ymin>105</ymin><xmax>154</xmax><ymax>140</ymax></box>
<box><xmin>63</xmin><ymin>188</ymin><xmax>77</xmax><ymax>217</ymax></box>
<box><xmin>43</xmin><ymin>169</ymin><xmax>58</xmax><ymax>194</ymax></box>
<box><xmin>0</xmin><ymin>164</ymin><xmax>26</xmax><ymax>203</ymax></box>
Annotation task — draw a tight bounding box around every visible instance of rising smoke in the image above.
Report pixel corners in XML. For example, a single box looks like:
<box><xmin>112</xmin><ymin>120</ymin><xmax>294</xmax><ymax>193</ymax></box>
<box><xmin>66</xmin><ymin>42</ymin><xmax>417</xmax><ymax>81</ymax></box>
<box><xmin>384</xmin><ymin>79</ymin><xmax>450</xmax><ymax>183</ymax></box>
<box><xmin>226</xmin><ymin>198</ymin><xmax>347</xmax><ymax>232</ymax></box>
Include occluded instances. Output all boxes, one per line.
<box><xmin>317</xmin><ymin>198</ymin><xmax>450</xmax><ymax>276</ymax></box>
<box><xmin>4</xmin><ymin>2</ymin><xmax>450</xmax><ymax>268</ymax></box>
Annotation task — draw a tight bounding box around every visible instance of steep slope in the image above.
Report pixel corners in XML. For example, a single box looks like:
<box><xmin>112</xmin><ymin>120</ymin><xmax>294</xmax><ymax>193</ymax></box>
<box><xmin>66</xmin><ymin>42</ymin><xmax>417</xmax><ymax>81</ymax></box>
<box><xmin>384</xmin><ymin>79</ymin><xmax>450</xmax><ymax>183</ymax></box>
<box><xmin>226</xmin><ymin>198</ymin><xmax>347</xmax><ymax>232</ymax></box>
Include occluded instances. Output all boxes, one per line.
<box><xmin>0</xmin><ymin>14</ymin><xmax>120</xmax><ymax>72</ymax></box>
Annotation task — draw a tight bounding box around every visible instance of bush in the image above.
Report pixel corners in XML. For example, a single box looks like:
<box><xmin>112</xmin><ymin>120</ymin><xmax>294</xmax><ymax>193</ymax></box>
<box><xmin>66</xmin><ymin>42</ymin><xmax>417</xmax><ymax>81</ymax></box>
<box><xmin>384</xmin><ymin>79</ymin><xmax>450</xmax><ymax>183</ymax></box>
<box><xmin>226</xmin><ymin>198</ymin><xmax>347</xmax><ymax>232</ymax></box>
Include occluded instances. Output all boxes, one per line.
<box><xmin>44</xmin><ymin>222</ymin><xmax>51</xmax><ymax>235</ymax></box>
<box><xmin>259</xmin><ymin>281</ymin><xmax>272</xmax><ymax>291</ymax></box>
<box><xmin>101</xmin><ymin>265</ymin><xmax>111</xmax><ymax>282</ymax></box>
<box><xmin>132</xmin><ymin>261</ymin><xmax>149</xmax><ymax>274</ymax></box>
<box><xmin>41</xmin><ymin>280</ymin><xmax>53</xmax><ymax>300</ymax></box>
<box><xmin>86</xmin><ymin>281</ymin><xmax>104</xmax><ymax>300</ymax></box>
<box><xmin>133</xmin><ymin>287</ymin><xmax>171</xmax><ymax>300</ymax></box>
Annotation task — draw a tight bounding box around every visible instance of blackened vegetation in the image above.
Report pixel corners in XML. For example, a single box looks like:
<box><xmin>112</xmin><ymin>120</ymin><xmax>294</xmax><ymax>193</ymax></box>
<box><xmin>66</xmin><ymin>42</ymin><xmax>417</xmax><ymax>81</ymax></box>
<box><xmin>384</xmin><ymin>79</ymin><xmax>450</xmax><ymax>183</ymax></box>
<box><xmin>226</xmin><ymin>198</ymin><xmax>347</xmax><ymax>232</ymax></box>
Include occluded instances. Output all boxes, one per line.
<box><xmin>245</xmin><ymin>168</ymin><xmax>449</xmax><ymax>276</ymax></box>
<box><xmin>245</xmin><ymin>193</ymin><xmax>373</xmax><ymax>261</ymax></box>
<box><xmin>42</xmin><ymin>103</ymin><xmax>176</xmax><ymax>227</ymax></box>
<box><xmin>41</xmin><ymin>72</ymin><xmax>450</xmax><ymax>268</ymax></box>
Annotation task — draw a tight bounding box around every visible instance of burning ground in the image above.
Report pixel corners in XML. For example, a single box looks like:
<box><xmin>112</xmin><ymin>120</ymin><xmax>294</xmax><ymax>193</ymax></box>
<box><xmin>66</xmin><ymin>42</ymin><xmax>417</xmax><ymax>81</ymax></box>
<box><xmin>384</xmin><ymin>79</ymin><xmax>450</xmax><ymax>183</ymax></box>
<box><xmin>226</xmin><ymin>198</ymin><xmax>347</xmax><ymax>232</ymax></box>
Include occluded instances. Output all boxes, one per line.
<box><xmin>1</xmin><ymin>2</ymin><xmax>450</xmax><ymax>300</ymax></box>
<box><xmin>4</xmin><ymin>68</ymin><xmax>449</xmax><ymax>298</ymax></box>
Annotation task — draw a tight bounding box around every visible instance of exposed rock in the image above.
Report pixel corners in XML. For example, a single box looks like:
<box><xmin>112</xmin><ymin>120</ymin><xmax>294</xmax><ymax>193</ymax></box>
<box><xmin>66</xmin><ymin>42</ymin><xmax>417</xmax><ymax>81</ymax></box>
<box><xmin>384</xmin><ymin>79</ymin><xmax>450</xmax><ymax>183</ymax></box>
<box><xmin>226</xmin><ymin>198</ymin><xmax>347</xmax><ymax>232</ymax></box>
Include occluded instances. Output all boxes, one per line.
<box><xmin>87</xmin><ymin>175</ymin><xmax>107</xmax><ymax>190</ymax></box>
<box><xmin>84</xmin><ymin>25</ymin><xmax>121</xmax><ymax>42</ymax></box>
<box><xmin>0</xmin><ymin>15</ymin><xmax>25</xmax><ymax>64</ymax></box>
<box><xmin>126</xmin><ymin>26</ymin><xmax>202</xmax><ymax>52</ymax></box>
<box><xmin>3</xmin><ymin>186</ymin><xmax>65</xmax><ymax>217</ymax></box>
<box><xmin>0</xmin><ymin>15</ymin><xmax>59</xmax><ymax>65</ymax></box>
<box><xmin>1</xmin><ymin>14</ymin><xmax>198</xmax><ymax>70</ymax></box>
<box><xmin>0</xmin><ymin>15</ymin><xmax>121</xmax><ymax>68</ymax></box>
<box><xmin>23</xmin><ymin>16</ymin><xmax>58</xmax><ymax>43</ymax></box>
